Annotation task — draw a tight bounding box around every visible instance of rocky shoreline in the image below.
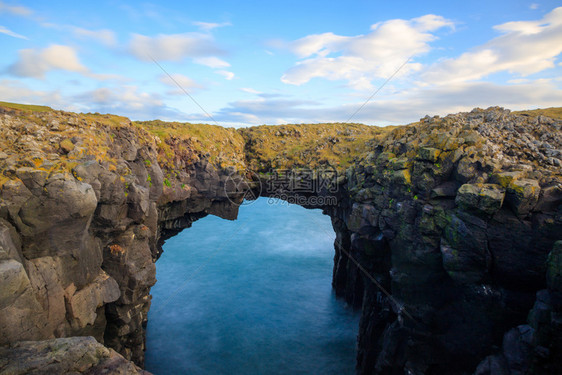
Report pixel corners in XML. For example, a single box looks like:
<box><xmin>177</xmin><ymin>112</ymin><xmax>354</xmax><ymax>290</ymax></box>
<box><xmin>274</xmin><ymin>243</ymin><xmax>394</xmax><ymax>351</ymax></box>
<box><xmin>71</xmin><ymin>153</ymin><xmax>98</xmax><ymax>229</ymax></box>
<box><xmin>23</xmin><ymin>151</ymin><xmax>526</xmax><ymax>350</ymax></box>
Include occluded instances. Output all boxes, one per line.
<box><xmin>0</xmin><ymin>104</ymin><xmax>561</xmax><ymax>374</ymax></box>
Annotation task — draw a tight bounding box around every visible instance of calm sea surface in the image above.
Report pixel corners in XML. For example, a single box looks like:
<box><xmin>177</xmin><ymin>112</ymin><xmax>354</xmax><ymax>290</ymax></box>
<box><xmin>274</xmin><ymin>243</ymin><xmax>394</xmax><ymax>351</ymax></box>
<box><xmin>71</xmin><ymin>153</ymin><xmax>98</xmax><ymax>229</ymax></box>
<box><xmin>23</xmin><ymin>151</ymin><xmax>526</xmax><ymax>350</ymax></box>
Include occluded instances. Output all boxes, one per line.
<box><xmin>145</xmin><ymin>197</ymin><xmax>359</xmax><ymax>374</ymax></box>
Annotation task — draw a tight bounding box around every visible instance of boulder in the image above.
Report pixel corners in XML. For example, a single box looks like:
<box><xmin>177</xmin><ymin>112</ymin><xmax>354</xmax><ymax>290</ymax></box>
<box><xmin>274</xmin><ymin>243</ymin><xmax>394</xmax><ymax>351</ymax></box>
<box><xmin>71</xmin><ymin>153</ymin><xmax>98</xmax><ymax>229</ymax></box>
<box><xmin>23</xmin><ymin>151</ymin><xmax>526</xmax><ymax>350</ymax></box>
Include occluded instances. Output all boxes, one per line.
<box><xmin>505</xmin><ymin>179</ymin><xmax>541</xmax><ymax>217</ymax></box>
<box><xmin>0</xmin><ymin>258</ymin><xmax>50</xmax><ymax>345</ymax></box>
<box><xmin>0</xmin><ymin>259</ymin><xmax>30</xmax><ymax>307</ymax></box>
<box><xmin>127</xmin><ymin>183</ymin><xmax>150</xmax><ymax>222</ymax></box>
<box><xmin>0</xmin><ymin>336</ymin><xmax>151</xmax><ymax>374</ymax></box>
<box><xmin>66</xmin><ymin>272</ymin><xmax>120</xmax><ymax>329</ymax></box>
<box><xmin>417</xmin><ymin>147</ymin><xmax>441</xmax><ymax>162</ymax></box>
<box><xmin>455</xmin><ymin>183</ymin><xmax>505</xmax><ymax>216</ymax></box>
<box><xmin>59</xmin><ymin>138</ymin><xmax>75</xmax><ymax>153</ymax></box>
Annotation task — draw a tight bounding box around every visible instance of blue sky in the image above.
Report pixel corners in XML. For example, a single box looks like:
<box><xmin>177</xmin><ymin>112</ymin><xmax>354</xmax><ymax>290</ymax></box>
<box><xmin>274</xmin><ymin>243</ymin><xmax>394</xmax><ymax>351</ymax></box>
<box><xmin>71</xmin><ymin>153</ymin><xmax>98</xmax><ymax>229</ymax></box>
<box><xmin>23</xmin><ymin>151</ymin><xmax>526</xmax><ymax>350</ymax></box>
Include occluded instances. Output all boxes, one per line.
<box><xmin>1</xmin><ymin>1</ymin><xmax>561</xmax><ymax>126</ymax></box>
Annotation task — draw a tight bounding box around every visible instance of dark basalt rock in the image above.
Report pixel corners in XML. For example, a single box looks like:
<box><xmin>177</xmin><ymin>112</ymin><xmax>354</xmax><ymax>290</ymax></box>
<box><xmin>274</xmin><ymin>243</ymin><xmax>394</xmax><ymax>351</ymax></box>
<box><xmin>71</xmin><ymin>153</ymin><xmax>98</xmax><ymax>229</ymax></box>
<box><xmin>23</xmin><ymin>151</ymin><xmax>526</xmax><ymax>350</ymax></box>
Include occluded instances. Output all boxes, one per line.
<box><xmin>328</xmin><ymin>108</ymin><xmax>562</xmax><ymax>374</ymax></box>
<box><xmin>474</xmin><ymin>241</ymin><xmax>562</xmax><ymax>375</ymax></box>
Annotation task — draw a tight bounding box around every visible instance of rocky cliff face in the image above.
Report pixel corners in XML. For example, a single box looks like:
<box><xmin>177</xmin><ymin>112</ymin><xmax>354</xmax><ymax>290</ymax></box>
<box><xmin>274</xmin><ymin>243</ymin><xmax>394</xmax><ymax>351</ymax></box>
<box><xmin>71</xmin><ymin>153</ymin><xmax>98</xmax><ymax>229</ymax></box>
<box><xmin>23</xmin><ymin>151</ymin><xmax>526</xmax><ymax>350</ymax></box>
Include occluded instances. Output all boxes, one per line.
<box><xmin>328</xmin><ymin>108</ymin><xmax>562</xmax><ymax>374</ymax></box>
<box><xmin>0</xmin><ymin>106</ymin><xmax>246</xmax><ymax>371</ymax></box>
<box><xmin>0</xmin><ymin>104</ymin><xmax>561</xmax><ymax>374</ymax></box>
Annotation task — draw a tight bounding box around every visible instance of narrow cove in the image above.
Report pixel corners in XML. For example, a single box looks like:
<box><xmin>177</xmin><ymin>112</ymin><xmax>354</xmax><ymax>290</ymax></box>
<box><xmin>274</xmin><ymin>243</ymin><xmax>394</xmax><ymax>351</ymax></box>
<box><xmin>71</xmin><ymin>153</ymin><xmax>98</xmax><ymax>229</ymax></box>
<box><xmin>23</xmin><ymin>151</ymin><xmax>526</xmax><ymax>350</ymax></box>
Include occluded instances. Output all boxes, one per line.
<box><xmin>145</xmin><ymin>197</ymin><xmax>360</xmax><ymax>374</ymax></box>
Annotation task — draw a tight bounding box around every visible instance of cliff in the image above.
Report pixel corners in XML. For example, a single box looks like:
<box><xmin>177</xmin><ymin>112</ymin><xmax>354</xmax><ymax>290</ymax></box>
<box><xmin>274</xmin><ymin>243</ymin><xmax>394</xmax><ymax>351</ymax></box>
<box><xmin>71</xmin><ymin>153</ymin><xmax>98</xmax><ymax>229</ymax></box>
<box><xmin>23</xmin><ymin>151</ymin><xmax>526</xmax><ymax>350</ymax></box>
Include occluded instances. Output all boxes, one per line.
<box><xmin>329</xmin><ymin>107</ymin><xmax>562</xmax><ymax>374</ymax></box>
<box><xmin>0</xmin><ymin>102</ymin><xmax>561</xmax><ymax>374</ymax></box>
<box><xmin>0</xmin><ymin>103</ymin><xmax>248</xmax><ymax>370</ymax></box>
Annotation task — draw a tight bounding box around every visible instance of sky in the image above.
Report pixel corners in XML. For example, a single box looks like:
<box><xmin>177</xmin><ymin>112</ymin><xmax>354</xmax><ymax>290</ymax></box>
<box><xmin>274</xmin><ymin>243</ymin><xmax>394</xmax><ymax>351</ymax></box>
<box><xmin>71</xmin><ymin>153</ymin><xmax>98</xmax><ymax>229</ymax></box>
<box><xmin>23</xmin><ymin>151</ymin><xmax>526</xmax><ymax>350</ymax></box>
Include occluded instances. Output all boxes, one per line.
<box><xmin>0</xmin><ymin>1</ymin><xmax>561</xmax><ymax>127</ymax></box>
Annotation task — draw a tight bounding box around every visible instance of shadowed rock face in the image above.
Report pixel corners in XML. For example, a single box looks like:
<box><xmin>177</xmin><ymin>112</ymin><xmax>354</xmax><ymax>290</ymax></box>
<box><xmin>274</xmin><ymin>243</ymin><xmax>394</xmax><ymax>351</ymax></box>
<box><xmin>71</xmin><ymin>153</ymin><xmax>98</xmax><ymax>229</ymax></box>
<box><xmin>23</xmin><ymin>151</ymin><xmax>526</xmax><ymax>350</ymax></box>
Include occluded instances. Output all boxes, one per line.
<box><xmin>0</xmin><ymin>105</ymin><xmax>561</xmax><ymax>374</ymax></box>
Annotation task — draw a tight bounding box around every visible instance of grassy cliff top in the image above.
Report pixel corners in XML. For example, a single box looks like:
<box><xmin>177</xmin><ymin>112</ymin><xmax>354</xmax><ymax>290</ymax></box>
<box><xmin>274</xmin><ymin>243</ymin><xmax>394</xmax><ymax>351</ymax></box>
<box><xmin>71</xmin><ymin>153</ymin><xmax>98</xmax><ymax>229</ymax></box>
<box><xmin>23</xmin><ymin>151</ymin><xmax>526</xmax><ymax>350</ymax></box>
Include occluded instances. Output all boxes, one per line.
<box><xmin>0</xmin><ymin>102</ymin><xmax>152</xmax><ymax>187</ymax></box>
<box><xmin>134</xmin><ymin>120</ymin><xmax>246</xmax><ymax>170</ymax></box>
<box><xmin>1</xmin><ymin>101</ymin><xmax>561</xmax><ymax>179</ymax></box>
<box><xmin>514</xmin><ymin>107</ymin><xmax>562</xmax><ymax>120</ymax></box>
<box><xmin>238</xmin><ymin>123</ymin><xmax>395</xmax><ymax>172</ymax></box>
<box><xmin>0</xmin><ymin>101</ymin><xmax>54</xmax><ymax>113</ymax></box>
<box><xmin>133</xmin><ymin>120</ymin><xmax>391</xmax><ymax>172</ymax></box>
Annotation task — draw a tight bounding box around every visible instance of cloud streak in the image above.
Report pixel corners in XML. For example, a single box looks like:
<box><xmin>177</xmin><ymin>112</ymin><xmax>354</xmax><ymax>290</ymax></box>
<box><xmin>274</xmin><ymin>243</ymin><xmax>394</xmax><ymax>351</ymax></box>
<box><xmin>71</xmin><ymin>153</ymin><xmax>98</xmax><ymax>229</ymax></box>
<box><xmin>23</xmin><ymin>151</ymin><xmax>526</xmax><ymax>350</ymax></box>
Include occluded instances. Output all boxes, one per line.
<box><xmin>192</xmin><ymin>21</ymin><xmax>231</xmax><ymax>31</ymax></box>
<box><xmin>128</xmin><ymin>32</ymin><xmax>225</xmax><ymax>62</ymax></box>
<box><xmin>0</xmin><ymin>25</ymin><xmax>27</xmax><ymax>39</ymax></box>
<box><xmin>0</xmin><ymin>1</ymin><xmax>32</xmax><ymax>16</ymax></box>
<box><xmin>211</xmin><ymin>79</ymin><xmax>562</xmax><ymax>126</ymax></box>
<box><xmin>159</xmin><ymin>73</ymin><xmax>204</xmax><ymax>94</ymax></box>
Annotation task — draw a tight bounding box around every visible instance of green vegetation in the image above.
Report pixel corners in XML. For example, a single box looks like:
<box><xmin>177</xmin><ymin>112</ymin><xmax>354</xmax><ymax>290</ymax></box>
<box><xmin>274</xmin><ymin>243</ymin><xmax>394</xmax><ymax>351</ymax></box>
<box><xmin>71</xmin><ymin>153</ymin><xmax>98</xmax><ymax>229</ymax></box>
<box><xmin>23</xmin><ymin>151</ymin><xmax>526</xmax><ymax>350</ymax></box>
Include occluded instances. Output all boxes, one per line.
<box><xmin>0</xmin><ymin>101</ymin><xmax>53</xmax><ymax>112</ymax></box>
<box><xmin>80</xmin><ymin>112</ymin><xmax>131</xmax><ymax>128</ymax></box>
<box><xmin>1</xmin><ymin>100</ymin><xmax>561</xmax><ymax>189</ymax></box>
<box><xmin>239</xmin><ymin>123</ymin><xmax>395</xmax><ymax>172</ymax></box>
<box><xmin>134</xmin><ymin>120</ymin><xmax>246</xmax><ymax>171</ymax></box>
<box><xmin>514</xmin><ymin>107</ymin><xmax>562</xmax><ymax>120</ymax></box>
<box><xmin>0</xmin><ymin>102</ymin><xmax>139</xmax><ymax>182</ymax></box>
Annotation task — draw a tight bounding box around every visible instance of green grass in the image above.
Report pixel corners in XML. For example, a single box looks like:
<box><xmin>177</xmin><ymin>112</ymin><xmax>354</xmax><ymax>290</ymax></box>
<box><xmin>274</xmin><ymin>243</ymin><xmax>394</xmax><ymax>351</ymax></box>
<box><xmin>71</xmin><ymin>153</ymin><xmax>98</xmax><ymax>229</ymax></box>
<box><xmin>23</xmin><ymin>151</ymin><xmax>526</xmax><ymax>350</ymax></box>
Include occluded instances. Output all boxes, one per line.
<box><xmin>134</xmin><ymin>119</ymin><xmax>247</xmax><ymax>170</ymax></box>
<box><xmin>0</xmin><ymin>101</ymin><xmax>53</xmax><ymax>112</ymax></box>
<box><xmin>238</xmin><ymin>123</ymin><xmax>395</xmax><ymax>172</ymax></box>
<box><xmin>514</xmin><ymin>107</ymin><xmax>562</xmax><ymax>121</ymax></box>
<box><xmin>2</xmin><ymin>100</ymin><xmax>560</xmax><ymax>176</ymax></box>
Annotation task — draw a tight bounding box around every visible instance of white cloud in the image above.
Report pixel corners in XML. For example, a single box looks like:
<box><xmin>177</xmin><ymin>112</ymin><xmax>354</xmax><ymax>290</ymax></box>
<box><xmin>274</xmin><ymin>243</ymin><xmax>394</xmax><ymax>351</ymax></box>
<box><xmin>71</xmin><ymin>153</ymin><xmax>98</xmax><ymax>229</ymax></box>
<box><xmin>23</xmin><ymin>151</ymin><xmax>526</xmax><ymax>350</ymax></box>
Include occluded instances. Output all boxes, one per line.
<box><xmin>73</xmin><ymin>27</ymin><xmax>116</xmax><ymax>46</ymax></box>
<box><xmin>0</xmin><ymin>1</ymin><xmax>32</xmax><ymax>16</ymax></box>
<box><xmin>159</xmin><ymin>73</ymin><xmax>204</xmax><ymax>93</ymax></box>
<box><xmin>213</xmin><ymin>79</ymin><xmax>562</xmax><ymax>126</ymax></box>
<box><xmin>227</xmin><ymin>111</ymin><xmax>261</xmax><ymax>124</ymax></box>
<box><xmin>216</xmin><ymin>70</ymin><xmax>235</xmax><ymax>80</ymax></box>
<box><xmin>8</xmin><ymin>45</ymin><xmax>88</xmax><ymax>78</ymax></box>
<box><xmin>214</xmin><ymin>96</ymin><xmax>321</xmax><ymax>125</ymax></box>
<box><xmin>240</xmin><ymin>87</ymin><xmax>262</xmax><ymax>94</ymax></box>
<box><xmin>0</xmin><ymin>79</ymin><xmax>182</xmax><ymax>120</ymax></box>
<box><xmin>507</xmin><ymin>78</ymin><xmax>530</xmax><ymax>84</ymax></box>
<box><xmin>530</xmin><ymin>3</ymin><xmax>539</xmax><ymax>10</ymax></box>
<box><xmin>129</xmin><ymin>32</ymin><xmax>225</xmax><ymax>62</ymax></box>
<box><xmin>40</xmin><ymin>23</ymin><xmax>117</xmax><ymax>46</ymax></box>
<box><xmin>86</xmin><ymin>86</ymin><xmax>162</xmax><ymax>109</ymax></box>
<box><xmin>74</xmin><ymin>86</ymin><xmax>184</xmax><ymax>120</ymax></box>
<box><xmin>422</xmin><ymin>7</ymin><xmax>562</xmax><ymax>85</ymax></box>
<box><xmin>71</xmin><ymin>27</ymin><xmax>116</xmax><ymax>46</ymax></box>
<box><xmin>194</xmin><ymin>56</ymin><xmax>230</xmax><ymax>68</ymax></box>
<box><xmin>281</xmin><ymin>14</ymin><xmax>453</xmax><ymax>89</ymax></box>
<box><xmin>192</xmin><ymin>21</ymin><xmax>231</xmax><ymax>31</ymax></box>
<box><xmin>363</xmin><ymin>80</ymin><xmax>562</xmax><ymax>124</ymax></box>
<box><xmin>0</xmin><ymin>79</ymin><xmax>62</xmax><ymax>106</ymax></box>
<box><xmin>0</xmin><ymin>25</ymin><xmax>27</xmax><ymax>39</ymax></box>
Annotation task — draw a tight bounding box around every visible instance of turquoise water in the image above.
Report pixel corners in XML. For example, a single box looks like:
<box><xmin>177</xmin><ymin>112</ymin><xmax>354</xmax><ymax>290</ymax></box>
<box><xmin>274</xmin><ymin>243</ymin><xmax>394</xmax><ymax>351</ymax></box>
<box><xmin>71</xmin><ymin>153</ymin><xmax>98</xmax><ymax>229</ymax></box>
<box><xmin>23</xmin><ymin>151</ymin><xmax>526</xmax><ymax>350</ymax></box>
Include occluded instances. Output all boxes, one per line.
<box><xmin>145</xmin><ymin>198</ymin><xmax>359</xmax><ymax>375</ymax></box>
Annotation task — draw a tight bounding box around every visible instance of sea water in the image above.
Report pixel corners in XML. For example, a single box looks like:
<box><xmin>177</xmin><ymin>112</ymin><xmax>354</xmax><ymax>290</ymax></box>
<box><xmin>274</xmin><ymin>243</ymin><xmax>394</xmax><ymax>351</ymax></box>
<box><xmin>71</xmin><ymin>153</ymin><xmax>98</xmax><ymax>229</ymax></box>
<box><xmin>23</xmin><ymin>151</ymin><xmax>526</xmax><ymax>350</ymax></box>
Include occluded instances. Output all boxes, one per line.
<box><xmin>145</xmin><ymin>197</ymin><xmax>359</xmax><ymax>374</ymax></box>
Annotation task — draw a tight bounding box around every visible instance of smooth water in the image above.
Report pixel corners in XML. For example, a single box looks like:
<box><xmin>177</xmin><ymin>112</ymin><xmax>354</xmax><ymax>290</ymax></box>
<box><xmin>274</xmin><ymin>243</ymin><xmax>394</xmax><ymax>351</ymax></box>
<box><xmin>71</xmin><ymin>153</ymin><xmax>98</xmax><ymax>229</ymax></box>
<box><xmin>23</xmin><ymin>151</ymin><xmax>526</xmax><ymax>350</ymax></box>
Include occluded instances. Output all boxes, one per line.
<box><xmin>145</xmin><ymin>198</ymin><xmax>360</xmax><ymax>375</ymax></box>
